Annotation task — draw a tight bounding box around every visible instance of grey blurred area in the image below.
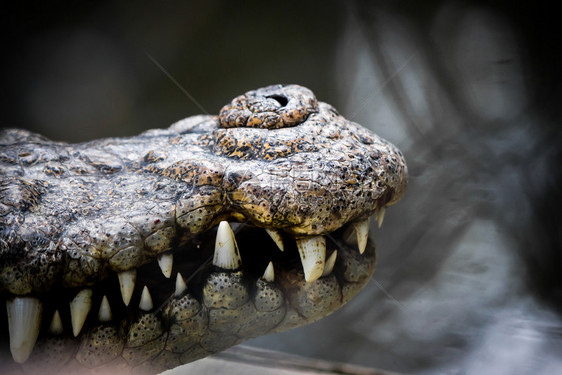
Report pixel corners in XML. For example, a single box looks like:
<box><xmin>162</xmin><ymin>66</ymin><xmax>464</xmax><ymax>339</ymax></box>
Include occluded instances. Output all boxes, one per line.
<box><xmin>2</xmin><ymin>1</ymin><xmax>561</xmax><ymax>374</ymax></box>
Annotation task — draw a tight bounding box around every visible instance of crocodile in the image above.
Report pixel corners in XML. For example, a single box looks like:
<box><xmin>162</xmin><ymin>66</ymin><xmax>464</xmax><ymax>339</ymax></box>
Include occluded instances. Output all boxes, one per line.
<box><xmin>0</xmin><ymin>84</ymin><xmax>407</xmax><ymax>374</ymax></box>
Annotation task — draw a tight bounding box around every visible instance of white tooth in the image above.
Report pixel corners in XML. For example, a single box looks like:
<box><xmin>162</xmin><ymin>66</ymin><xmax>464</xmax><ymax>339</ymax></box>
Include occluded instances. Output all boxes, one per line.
<box><xmin>353</xmin><ymin>218</ymin><xmax>370</xmax><ymax>254</ymax></box>
<box><xmin>118</xmin><ymin>270</ymin><xmax>136</xmax><ymax>306</ymax></box>
<box><xmin>49</xmin><ymin>310</ymin><xmax>63</xmax><ymax>335</ymax></box>
<box><xmin>70</xmin><ymin>289</ymin><xmax>92</xmax><ymax>337</ymax></box>
<box><xmin>265</xmin><ymin>229</ymin><xmax>284</xmax><ymax>251</ymax></box>
<box><xmin>175</xmin><ymin>273</ymin><xmax>188</xmax><ymax>297</ymax></box>
<box><xmin>157</xmin><ymin>253</ymin><xmax>173</xmax><ymax>278</ymax></box>
<box><xmin>296</xmin><ymin>236</ymin><xmax>326</xmax><ymax>282</ymax></box>
<box><xmin>377</xmin><ymin>206</ymin><xmax>386</xmax><ymax>228</ymax></box>
<box><xmin>213</xmin><ymin>221</ymin><xmax>241</xmax><ymax>270</ymax></box>
<box><xmin>6</xmin><ymin>297</ymin><xmax>42</xmax><ymax>363</ymax></box>
<box><xmin>322</xmin><ymin>251</ymin><xmax>338</xmax><ymax>277</ymax></box>
<box><xmin>98</xmin><ymin>295</ymin><xmax>112</xmax><ymax>322</ymax></box>
<box><xmin>139</xmin><ymin>286</ymin><xmax>153</xmax><ymax>311</ymax></box>
<box><xmin>262</xmin><ymin>261</ymin><xmax>275</xmax><ymax>282</ymax></box>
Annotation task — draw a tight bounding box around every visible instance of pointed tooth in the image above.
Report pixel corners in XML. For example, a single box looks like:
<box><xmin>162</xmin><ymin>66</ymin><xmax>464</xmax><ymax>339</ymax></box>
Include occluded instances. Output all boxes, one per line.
<box><xmin>322</xmin><ymin>251</ymin><xmax>337</xmax><ymax>277</ymax></box>
<box><xmin>6</xmin><ymin>297</ymin><xmax>42</xmax><ymax>363</ymax></box>
<box><xmin>296</xmin><ymin>236</ymin><xmax>326</xmax><ymax>282</ymax></box>
<box><xmin>265</xmin><ymin>229</ymin><xmax>284</xmax><ymax>251</ymax></box>
<box><xmin>175</xmin><ymin>273</ymin><xmax>188</xmax><ymax>297</ymax></box>
<box><xmin>98</xmin><ymin>295</ymin><xmax>112</xmax><ymax>322</ymax></box>
<box><xmin>70</xmin><ymin>289</ymin><xmax>92</xmax><ymax>337</ymax></box>
<box><xmin>157</xmin><ymin>253</ymin><xmax>173</xmax><ymax>278</ymax></box>
<box><xmin>213</xmin><ymin>221</ymin><xmax>241</xmax><ymax>270</ymax></box>
<box><xmin>353</xmin><ymin>217</ymin><xmax>370</xmax><ymax>254</ymax></box>
<box><xmin>139</xmin><ymin>286</ymin><xmax>153</xmax><ymax>311</ymax></box>
<box><xmin>118</xmin><ymin>270</ymin><xmax>136</xmax><ymax>306</ymax></box>
<box><xmin>262</xmin><ymin>261</ymin><xmax>275</xmax><ymax>282</ymax></box>
<box><xmin>49</xmin><ymin>310</ymin><xmax>63</xmax><ymax>335</ymax></box>
<box><xmin>377</xmin><ymin>206</ymin><xmax>386</xmax><ymax>228</ymax></box>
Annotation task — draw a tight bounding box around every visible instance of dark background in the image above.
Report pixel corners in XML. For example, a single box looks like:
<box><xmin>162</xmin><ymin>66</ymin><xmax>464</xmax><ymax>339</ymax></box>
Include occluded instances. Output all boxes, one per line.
<box><xmin>2</xmin><ymin>1</ymin><xmax>561</xmax><ymax>373</ymax></box>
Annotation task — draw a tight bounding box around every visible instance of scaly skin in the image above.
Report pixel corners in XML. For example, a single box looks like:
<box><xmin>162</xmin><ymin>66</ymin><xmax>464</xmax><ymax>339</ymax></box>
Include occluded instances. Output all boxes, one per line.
<box><xmin>0</xmin><ymin>85</ymin><xmax>407</xmax><ymax>374</ymax></box>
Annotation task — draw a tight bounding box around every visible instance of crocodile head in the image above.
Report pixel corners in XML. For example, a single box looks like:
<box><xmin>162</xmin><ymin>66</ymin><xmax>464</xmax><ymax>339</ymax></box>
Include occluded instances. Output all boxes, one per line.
<box><xmin>0</xmin><ymin>84</ymin><xmax>407</xmax><ymax>374</ymax></box>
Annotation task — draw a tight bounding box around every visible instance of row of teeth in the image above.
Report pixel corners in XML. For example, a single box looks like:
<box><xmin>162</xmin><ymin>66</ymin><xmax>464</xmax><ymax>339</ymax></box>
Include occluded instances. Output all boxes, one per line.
<box><xmin>5</xmin><ymin>209</ymin><xmax>384</xmax><ymax>364</ymax></box>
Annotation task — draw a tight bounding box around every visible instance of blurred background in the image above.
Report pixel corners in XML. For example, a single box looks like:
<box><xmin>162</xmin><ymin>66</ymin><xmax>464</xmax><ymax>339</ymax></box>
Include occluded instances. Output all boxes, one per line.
<box><xmin>2</xmin><ymin>1</ymin><xmax>561</xmax><ymax>374</ymax></box>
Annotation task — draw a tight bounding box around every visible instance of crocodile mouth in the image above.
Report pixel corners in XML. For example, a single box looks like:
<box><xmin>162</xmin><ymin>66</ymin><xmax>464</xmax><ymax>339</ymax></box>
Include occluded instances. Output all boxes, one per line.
<box><xmin>0</xmin><ymin>84</ymin><xmax>407</xmax><ymax>373</ymax></box>
<box><xmin>1</xmin><ymin>215</ymin><xmax>378</xmax><ymax>372</ymax></box>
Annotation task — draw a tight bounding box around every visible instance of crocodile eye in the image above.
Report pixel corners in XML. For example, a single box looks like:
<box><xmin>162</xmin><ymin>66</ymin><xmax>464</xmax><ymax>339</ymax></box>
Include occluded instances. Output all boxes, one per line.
<box><xmin>218</xmin><ymin>84</ymin><xmax>319</xmax><ymax>130</ymax></box>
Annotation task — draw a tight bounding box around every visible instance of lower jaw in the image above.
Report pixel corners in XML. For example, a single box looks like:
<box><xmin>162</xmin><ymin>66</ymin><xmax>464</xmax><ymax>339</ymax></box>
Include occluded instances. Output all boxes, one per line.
<box><xmin>2</xmin><ymin>225</ymin><xmax>376</xmax><ymax>374</ymax></box>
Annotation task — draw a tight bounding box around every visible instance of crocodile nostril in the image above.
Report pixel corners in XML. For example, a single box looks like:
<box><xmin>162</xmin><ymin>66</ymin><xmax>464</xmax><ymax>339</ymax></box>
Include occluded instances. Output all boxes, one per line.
<box><xmin>266</xmin><ymin>95</ymin><xmax>288</xmax><ymax>107</ymax></box>
<box><xmin>218</xmin><ymin>84</ymin><xmax>318</xmax><ymax>129</ymax></box>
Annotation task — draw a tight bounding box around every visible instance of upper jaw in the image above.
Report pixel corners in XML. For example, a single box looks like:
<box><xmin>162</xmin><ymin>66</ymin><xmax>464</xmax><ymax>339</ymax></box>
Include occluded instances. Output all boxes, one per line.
<box><xmin>205</xmin><ymin>100</ymin><xmax>408</xmax><ymax>237</ymax></box>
